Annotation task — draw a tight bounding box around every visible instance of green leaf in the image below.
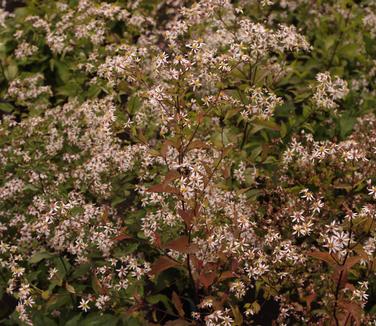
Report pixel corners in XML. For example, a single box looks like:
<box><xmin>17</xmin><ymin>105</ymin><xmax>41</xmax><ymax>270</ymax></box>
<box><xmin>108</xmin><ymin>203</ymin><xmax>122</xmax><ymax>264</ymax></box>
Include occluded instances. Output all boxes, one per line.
<box><xmin>146</xmin><ymin>294</ymin><xmax>169</xmax><ymax>304</ymax></box>
<box><xmin>252</xmin><ymin>119</ymin><xmax>280</xmax><ymax>131</ymax></box>
<box><xmin>225</xmin><ymin>108</ymin><xmax>239</xmax><ymax>120</ymax></box>
<box><xmin>121</xmin><ymin>317</ymin><xmax>143</xmax><ymax>326</ymax></box>
<box><xmin>54</xmin><ymin>257</ymin><xmax>71</xmax><ymax>278</ymax></box>
<box><xmin>323</xmin><ymin>35</ymin><xmax>336</xmax><ymax>51</ymax></box>
<box><xmin>121</xmin><ymin>242</ymin><xmax>139</xmax><ymax>255</ymax></box>
<box><xmin>339</xmin><ymin>43</ymin><xmax>359</xmax><ymax>60</ymax></box>
<box><xmin>369</xmin><ymin>304</ymin><xmax>376</xmax><ymax>315</ymax></box>
<box><xmin>56</xmin><ymin>82</ymin><xmax>82</xmax><ymax>97</ymax></box>
<box><xmin>5</xmin><ymin>64</ymin><xmax>18</xmax><ymax>80</ymax></box>
<box><xmin>65</xmin><ymin>314</ymin><xmax>83</xmax><ymax>326</ymax></box>
<box><xmin>302</xmin><ymin>105</ymin><xmax>312</xmax><ymax>118</ymax></box>
<box><xmin>32</xmin><ymin>314</ymin><xmax>58</xmax><ymax>326</ymax></box>
<box><xmin>147</xmin><ymin>294</ymin><xmax>174</xmax><ymax>313</ymax></box>
<box><xmin>250</xmin><ymin>146</ymin><xmax>262</xmax><ymax>160</ymax></box>
<box><xmin>280</xmin><ymin>122</ymin><xmax>287</xmax><ymax>138</ymax></box>
<box><xmin>339</xmin><ymin>116</ymin><xmax>356</xmax><ymax>139</ymax></box>
<box><xmin>81</xmin><ymin>313</ymin><xmax>119</xmax><ymax>326</ymax></box>
<box><xmin>29</xmin><ymin>251</ymin><xmax>55</xmax><ymax>264</ymax></box>
<box><xmin>87</xmin><ymin>85</ymin><xmax>102</xmax><ymax>98</ymax></box>
<box><xmin>46</xmin><ymin>293</ymin><xmax>71</xmax><ymax>311</ymax></box>
<box><xmin>127</xmin><ymin>95</ymin><xmax>141</xmax><ymax>114</ymax></box>
<box><xmin>53</xmin><ymin>60</ymin><xmax>72</xmax><ymax>83</ymax></box>
<box><xmin>0</xmin><ymin>103</ymin><xmax>14</xmax><ymax>113</ymax></box>
<box><xmin>72</xmin><ymin>263</ymin><xmax>91</xmax><ymax>279</ymax></box>
<box><xmin>111</xmin><ymin>196</ymin><xmax>126</xmax><ymax>207</ymax></box>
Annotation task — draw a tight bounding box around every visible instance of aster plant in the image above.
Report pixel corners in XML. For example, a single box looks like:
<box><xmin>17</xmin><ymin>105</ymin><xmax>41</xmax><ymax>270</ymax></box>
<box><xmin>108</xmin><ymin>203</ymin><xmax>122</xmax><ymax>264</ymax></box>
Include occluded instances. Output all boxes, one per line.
<box><xmin>0</xmin><ymin>0</ymin><xmax>375</xmax><ymax>325</ymax></box>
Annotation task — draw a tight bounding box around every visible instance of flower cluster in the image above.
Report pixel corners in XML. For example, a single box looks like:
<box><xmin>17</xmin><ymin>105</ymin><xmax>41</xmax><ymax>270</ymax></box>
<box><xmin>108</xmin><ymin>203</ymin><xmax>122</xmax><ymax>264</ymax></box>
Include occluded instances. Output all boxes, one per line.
<box><xmin>312</xmin><ymin>72</ymin><xmax>349</xmax><ymax>110</ymax></box>
<box><xmin>0</xmin><ymin>0</ymin><xmax>375</xmax><ymax>325</ymax></box>
<box><xmin>7</xmin><ymin>74</ymin><xmax>52</xmax><ymax>106</ymax></box>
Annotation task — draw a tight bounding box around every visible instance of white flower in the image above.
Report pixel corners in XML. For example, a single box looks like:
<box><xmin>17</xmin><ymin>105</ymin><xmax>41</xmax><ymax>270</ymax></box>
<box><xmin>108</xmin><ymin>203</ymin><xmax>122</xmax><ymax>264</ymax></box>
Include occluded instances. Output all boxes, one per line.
<box><xmin>323</xmin><ymin>236</ymin><xmax>342</xmax><ymax>254</ymax></box>
<box><xmin>78</xmin><ymin>298</ymin><xmax>91</xmax><ymax>312</ymax></box>
<box><xmin>367</xmin><ymin>185</ymin><xmax>376</xmax><ymax>199</ymax></box>
<box><xmin>300</xmin><ymin>188</ymin><xmax>314</xmax><ymax>201</ymax></box>
<box><xmin>48</xmin><ymin>267</ymin><xmax>58</xmax><ymax>280</ymax></box>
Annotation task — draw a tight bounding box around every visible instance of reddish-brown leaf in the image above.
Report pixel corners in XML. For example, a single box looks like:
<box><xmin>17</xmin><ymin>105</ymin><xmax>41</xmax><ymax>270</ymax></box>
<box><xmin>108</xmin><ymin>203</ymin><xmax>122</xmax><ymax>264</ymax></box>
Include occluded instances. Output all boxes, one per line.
<box><xmin>188</xmin><ymin>243</ymin><xmax>199</xmax><ymax>254</ymax></box>
<box><xmin>164</xmin><ymin>320</ymin><xmax>190</xmax><ymax>326</ymax></box>
<box><xmin>303</xmin><ymin>292</ymin><xmax>316</xmax><ymax>311</ymax></box>
<box><xmin>196</xmin><ymin>112</ymin><xmax>205</xmax><ymax>123</ymax></box>
<box><xmin>338</xmin><ymin>300</ymin><xmax>362</xmax><ymax>326</ymax></box>
<box><xmin>92</xmin><ymin>274</ymin><xmax>107</xmax><ymax>295</ymax></box>
<box><xmin>222</xmin><ymin>146</ymin><xmax>233</xmax><ymax>156</ymax></box>
<box><xmin>203</xmin><ymin>163</ymin><xmax>212</xmax><ymax>176</ymax></box>
<box><xmin>146</xmin><ymin>183</ymin><xmax>180</xmax><ymax>194</ymax></box>
<box><xmin>333</xmin><ymin>256</ymin><xmax>361</xmax><ymax>287</ymax></box>
<box><xmin>133</xmin><ymin>292</ymin><xmax>143</xmax><ymax>304</ymax></box>
<box><xmin>332</xmin><ymin>268</ymin><xmax>348</xmax><ymax>290</ymax></box>
<box><xmin>163</xmin><ymin>236</ymin><xmax>189</xmax><ymax>252</ymax></box>
<box><xmin>199</xmin><ymin>272</ymin><xmax>217</xmax><ymax>289</ymax></box>
<box><xmin>187</xmin><ymin>140</ymin><xmax>208</xmax><ymax>151</ymax></box>
<box><xmin>231</xmin><ymin>260</ymin><xmax>240</xmax><ymax>272</ymax></box>
<box><xmin>112</xmin><ymin>233</ymin><xmax>132</xmax><ymax>242</ymax></box>
<box><xmin>101</xmin><ymin>207</ymin><xmax>110</xmax><ymax>224</ymax></box>
<box><xmin>153</xmin><ymin>232</ymin><xmax>161</xmax><ymax>247</ymax></box>
<box><xmin>194</xmin><ymin>204</ymin><xmax>201</xmax><ymax>217</ymax></box>
<box><xmin>150</xmin><ymin>256</ymin><xmax>179</xmax><ymax>275</ymax></box>
<box><xmin>163</xmin><ymin>236</ymin><xmax>198</xmax><ymax>254</ymax></box>
<box><xmin>112</xmin><ymin>227</ymin><xmax>131</xmax><ymax>242</ymax></box>
<box><xmin>126</xmin><ymin>303</ymin><xmax>142</xmax><ymax>315</ymax></box>
<box><xmin>219</xmin><ymin>271</ymin><xmax>235</xmax><ymax>281</ymax></box>
<box><xmin>177</xmin><ymin>209</ymin><xmax>194</xmax><ymax>227</ymax></box>
<box><xmin>344</xmin><ymin>283</ymin><xmax>356</xmax><ymax>292</ymax></box>
<box><xmin>164</xmin><ymin>170</ymin><xmax>180</xmax><ymax>183</ymax></box>
<box><xmin>190</xmin><ymin>255</ymin><xmax>203</xmax><ymax>271</ymax></box>
<box><xmin>214</xmin><ymin>295</ymin><xmax>226</xmax><ymax>310</ymax></box>
<box><xmin>160</xmin><ymin>140</ymin><xmax>176</xmax><ymax>157</ymax></box>
<box><xmin>172</xmin><ymin>291</ymin><xmax>185</xmax><ymax>317</ymax></box>
<box><xmin>222</xmin><ymin>164</ymin><xmax>231</xmax><ymax>179</ymax></box>
<box><xmin>308</xmin><ymin>250</ymin><xmax>337</xmax><ymax>266</ymax></box>
<box><xmin>340</xmin><ymin>255</ymin><xmax>361</xmax><ymax>271</ymax></box>
<box><xmin>218</xmin><ymin>252</ymin><xmax>228</xmax><ymax>263</ymax></box>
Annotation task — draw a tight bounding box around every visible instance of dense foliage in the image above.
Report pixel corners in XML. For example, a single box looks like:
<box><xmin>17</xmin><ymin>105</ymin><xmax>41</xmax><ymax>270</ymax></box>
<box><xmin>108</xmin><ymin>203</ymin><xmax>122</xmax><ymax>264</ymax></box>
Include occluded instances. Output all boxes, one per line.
<box><xmin>0</xmin><ymin>0</ymin><xmax>375</xmax><ymax>325</ymax></box>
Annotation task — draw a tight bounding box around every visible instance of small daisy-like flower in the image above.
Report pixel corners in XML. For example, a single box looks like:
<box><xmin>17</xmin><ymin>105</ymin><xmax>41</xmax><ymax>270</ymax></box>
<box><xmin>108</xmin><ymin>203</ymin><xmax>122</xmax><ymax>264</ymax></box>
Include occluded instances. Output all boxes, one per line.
<box><xmin>311</xmin><ymin>199</ymin><xmax>324</xmax><ymax>213</ymax></box>
<box><xmin>323</xmin><ymin>236</ymin><xmax>342</xmax><ymax>254</ymax></box>
<box><xmin>300</xmin><ymin>188</ymin><xmax>314</xmax><ymax>201</ymax></box>
<box><xmin>48</xmin><ymin>267</ymin><xmax>58</xmax><ymax>280</ymax></box>
<box><xmin>367</xmin><ymin>185</ymin><xmax>376</xmax><ymax>198</ymax></box>
<box><xmin>78</xmin><ymin>298</ymin><xmax>91</xmax><ymax>312</ymax></box>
